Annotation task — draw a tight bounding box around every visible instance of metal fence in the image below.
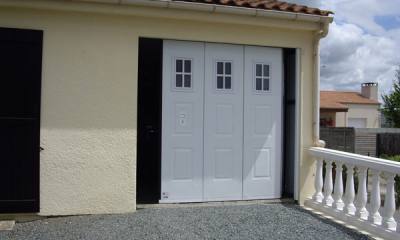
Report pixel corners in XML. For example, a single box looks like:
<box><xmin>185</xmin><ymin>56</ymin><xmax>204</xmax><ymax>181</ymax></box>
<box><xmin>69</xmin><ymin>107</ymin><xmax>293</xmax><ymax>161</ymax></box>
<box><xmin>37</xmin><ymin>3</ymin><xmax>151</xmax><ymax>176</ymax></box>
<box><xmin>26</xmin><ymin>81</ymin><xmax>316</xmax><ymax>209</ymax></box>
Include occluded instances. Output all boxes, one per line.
<box><xmin>320</xmin><ymin>128</ymin><xmax>400</xmax><ymax>157</ymax></box>
<box><xmin>377</xmin><ymin>133</ymin><xmax>400</xmax><ymax>157</ymax></box>
<box><xmin>320</xmin><ymin>127</ymin><xmax>355</xmax><ymax>153</ymax></box>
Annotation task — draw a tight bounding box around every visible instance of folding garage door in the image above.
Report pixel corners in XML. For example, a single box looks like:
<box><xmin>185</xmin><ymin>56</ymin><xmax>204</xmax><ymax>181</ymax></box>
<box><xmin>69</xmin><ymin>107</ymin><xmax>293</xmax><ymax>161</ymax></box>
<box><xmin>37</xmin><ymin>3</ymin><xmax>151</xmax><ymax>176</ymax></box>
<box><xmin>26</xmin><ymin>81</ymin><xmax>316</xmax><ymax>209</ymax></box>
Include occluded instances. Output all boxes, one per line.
<box><xmin>161</xmin><ymin>40</ymin><xmax>282</xmax><ymax>202</ymax></box>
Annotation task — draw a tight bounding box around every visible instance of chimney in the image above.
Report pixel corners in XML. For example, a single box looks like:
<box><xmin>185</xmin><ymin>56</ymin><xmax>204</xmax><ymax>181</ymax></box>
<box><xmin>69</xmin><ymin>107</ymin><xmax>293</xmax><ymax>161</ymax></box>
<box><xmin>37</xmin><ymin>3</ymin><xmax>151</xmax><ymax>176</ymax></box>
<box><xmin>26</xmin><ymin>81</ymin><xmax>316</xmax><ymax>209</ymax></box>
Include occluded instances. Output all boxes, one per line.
<box><xmin>361</xmin><ymin>82</ymin><xmax>378</xmax><ymax>100</ymax></box>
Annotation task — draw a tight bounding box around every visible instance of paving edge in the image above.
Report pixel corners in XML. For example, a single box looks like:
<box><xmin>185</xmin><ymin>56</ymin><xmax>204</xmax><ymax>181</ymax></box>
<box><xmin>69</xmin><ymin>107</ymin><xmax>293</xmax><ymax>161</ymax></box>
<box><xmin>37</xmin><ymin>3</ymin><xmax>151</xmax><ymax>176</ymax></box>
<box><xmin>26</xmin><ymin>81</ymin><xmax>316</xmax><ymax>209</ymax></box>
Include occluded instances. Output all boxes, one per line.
<box><xmin>302</xmin><ymin>205</ymin><xmax>382</xmax><ymax>240</ymax></box>
<box><xmin>137</xmin><ymin>198</ymin><xmax>295</xmax><ymax>209</ymax></box>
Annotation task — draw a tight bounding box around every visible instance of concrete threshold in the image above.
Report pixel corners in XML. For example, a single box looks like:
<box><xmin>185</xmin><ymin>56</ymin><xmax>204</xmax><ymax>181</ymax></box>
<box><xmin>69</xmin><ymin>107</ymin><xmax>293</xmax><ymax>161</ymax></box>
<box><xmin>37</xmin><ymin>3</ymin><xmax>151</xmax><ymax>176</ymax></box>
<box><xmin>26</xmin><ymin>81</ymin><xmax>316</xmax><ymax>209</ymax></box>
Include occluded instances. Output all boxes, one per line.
<box><xmin>0</xmin><ymin>214</ymin><xmax>45</xmax><ymax>223</ymax></box>
<box><xmin>137</xmin><ymin>198</ymin><xmax>295</xmax><ymax>209</ymax></box>
<box><xmin>0</xmin><ymin>221</ymin><xmax>15</xmax><ymax>231</ymax></box>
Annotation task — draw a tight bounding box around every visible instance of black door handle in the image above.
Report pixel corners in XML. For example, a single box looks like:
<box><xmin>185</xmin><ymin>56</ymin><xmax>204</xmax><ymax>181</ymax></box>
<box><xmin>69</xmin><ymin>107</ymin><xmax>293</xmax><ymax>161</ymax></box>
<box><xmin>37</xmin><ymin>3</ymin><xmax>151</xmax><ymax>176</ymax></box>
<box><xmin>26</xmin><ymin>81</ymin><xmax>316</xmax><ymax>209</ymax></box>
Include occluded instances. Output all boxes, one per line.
<box><xmin>145</xmin><ymin>125</ymin><xmax>157</xmax><ymax>134</ymax></box>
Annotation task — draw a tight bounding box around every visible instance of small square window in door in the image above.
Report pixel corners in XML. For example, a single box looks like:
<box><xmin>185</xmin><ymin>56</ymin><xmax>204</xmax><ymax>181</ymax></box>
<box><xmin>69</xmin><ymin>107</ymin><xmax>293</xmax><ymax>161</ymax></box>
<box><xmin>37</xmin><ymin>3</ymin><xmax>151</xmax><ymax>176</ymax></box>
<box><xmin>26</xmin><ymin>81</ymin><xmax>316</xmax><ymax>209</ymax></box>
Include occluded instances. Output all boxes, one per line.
<box><xmin>254</xmin><ymin>63</ymin><xmax>270</xmax><ymax>92</ymax></box>
<box><xmin>175</xmin><ymin>58</ymin><xmax>192</xmax><ymax>90</ymax></box>
<box><xmin>216</xmin><ymin>61</ymin><xmax>232</xmax><ymax>91</ymax></box>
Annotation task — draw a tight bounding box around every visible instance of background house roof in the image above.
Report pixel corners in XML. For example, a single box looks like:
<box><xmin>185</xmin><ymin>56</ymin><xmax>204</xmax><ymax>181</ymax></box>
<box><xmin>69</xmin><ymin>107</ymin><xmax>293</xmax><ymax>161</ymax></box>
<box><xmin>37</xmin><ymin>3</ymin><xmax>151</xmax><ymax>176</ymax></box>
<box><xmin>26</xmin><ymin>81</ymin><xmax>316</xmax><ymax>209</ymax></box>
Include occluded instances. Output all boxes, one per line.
<box><xmin>172</xmin><ymin>0</ymin><xmax>333</xmax><ymax>16</ymax></box>
<box><xmin>320</xmin><ymin>91</ymin><xmax>381</xmax><ymax>111</ymax></box>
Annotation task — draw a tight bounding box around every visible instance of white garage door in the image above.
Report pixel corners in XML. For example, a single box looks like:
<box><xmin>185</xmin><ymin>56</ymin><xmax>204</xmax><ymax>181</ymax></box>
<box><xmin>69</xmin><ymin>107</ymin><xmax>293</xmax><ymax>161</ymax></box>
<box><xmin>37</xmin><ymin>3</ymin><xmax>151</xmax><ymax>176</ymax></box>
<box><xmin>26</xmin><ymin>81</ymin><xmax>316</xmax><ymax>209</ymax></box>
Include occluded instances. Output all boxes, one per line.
<box><xmin>161</xmin><ymin>40</ymin><xmax>282</xmax><ymax>202</ymax></box>
<box><xmin>348</xmin><ymin>118</ymin><xmax>367</xmax><ymax>128</ymax></box>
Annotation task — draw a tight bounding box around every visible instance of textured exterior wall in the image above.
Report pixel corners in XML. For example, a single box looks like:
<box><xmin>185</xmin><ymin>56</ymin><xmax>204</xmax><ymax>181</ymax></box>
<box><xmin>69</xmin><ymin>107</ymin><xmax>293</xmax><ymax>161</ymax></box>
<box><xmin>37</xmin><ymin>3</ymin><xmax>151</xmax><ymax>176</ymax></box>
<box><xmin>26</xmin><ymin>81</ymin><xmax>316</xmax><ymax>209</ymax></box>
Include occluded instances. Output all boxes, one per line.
<box><xmin>336</xmin><ymin>112</ymin><xmax>347</xmax><ymax>127</ymax></box>
<box><xmin>346</xmin><ymin>104</ymin><xmax>380</xmax><ymax>128</ymax></box>
<box><xmin>0</xmin><ymin>1</ymin><xmax>319</xmax><ymax>215</ymax></box>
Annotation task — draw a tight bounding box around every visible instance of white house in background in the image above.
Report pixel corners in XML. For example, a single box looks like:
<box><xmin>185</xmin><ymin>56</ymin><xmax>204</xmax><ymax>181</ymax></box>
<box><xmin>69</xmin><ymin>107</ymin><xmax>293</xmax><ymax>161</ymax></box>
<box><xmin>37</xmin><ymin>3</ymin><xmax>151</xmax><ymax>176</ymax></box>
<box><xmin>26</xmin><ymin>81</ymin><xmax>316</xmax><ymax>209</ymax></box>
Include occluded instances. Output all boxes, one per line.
<box><xmin>320</xmin><ymin>83</ymin><xmax>381</xmax><ymax>128</ymax></box>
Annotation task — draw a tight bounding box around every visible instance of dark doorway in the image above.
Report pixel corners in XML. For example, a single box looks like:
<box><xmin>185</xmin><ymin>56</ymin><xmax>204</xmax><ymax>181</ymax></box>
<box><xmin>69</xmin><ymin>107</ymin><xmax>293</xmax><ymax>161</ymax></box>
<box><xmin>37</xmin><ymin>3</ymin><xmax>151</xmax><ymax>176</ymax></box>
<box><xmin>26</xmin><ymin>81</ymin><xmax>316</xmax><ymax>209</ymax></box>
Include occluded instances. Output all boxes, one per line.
<box><xmin>0</xmin><ymin>27</ymin><xmax>42</xmax><ymax>213</ymax></box>
<box><xmin>282</xmin><ymin>48</ymin><xmax>297</xmax><ymax>199</ymax></box>
<box><xmin>137</xmin><ymin>38</ymin><xmax>163</xmax><ymax>203</ymax></box>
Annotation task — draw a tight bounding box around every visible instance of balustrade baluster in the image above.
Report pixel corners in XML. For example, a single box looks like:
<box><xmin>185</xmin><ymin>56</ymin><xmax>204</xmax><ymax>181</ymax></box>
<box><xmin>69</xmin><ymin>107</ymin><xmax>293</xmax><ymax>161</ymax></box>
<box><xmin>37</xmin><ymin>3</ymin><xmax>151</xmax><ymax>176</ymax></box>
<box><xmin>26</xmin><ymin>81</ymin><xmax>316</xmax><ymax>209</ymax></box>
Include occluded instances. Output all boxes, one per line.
<box><xmin>333</xmin><ymin>162</ymin><xmax>344</xmax><ymax>210</ymax></box>
<box><xmin>344</xmin><ymin>164</ymin><xmax>356</xmax><ymax>215</ymax></box>
<box><xmin>313</xmin><ymin>158</ymin><xmax>324</xmax><ymax>203</ymax></box>
<box><xmin>382</xmin><ymin>173</ymin><xmax>397</xmax><ymax>231</ymax></box>
<box><xmin>355</xmin><ymin>167</ymin><xmax>368</xmax><ymax>220</ymax></box>
<box><xmin>368</xmin><ymin>169</ymin><xmax>382</xmax><ymax>225</ymax></box>
<box><xmin>323</xmin><ymin>160</ymin><xmax>334</xmax><ymax>206</ymax></box>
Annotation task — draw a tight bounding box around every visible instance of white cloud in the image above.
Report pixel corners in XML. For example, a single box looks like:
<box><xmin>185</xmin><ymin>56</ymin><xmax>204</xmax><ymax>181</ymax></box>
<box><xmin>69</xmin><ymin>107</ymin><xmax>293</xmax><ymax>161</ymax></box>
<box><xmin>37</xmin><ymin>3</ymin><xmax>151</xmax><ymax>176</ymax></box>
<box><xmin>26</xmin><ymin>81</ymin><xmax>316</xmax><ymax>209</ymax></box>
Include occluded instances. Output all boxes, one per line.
<box><xmin>319</xmin><ymin>0</ymin><xmax>400</xmax><ymax>99</ymax></box>
<box><xmin>321</xmin><ymin>23</ymin><xmax>399</xmax><ymax>94</ymax></box>
<box><xmin>322</xmin><ymin>0</ymin><xmax>400</xmax><ymax>34</ymax></box>
<box><xmin>285</xmin><ymin>1</ymin><xmax>400</xmax><ymax>98</ymax></box>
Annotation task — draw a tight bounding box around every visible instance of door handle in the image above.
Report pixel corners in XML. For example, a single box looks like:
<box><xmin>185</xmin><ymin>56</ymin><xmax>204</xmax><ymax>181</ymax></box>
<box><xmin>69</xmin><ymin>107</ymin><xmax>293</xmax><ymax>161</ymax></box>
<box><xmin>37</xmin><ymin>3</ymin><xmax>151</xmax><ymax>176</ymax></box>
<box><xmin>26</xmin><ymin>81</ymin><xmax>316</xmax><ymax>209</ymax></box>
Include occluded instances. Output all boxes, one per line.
<box><xmin>145</xmin><ymin>125</ymin><xmax>157</xmax><ymax>134</ymax></box>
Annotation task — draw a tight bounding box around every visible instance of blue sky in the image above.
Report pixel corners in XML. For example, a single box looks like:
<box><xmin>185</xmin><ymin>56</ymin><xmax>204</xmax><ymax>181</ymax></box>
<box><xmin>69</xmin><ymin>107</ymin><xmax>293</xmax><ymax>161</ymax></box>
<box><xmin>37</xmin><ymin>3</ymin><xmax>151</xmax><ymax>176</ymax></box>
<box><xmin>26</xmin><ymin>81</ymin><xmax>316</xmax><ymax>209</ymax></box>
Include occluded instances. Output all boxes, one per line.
<box><xmin>288</xmin><ymin>0</ymin><xmax>400</xmax><ymax>99</ymax></box>
<box><xmin>375</xmin><ymin>15</ymin><xmax>400</xmax><ymax>31</ymax></box>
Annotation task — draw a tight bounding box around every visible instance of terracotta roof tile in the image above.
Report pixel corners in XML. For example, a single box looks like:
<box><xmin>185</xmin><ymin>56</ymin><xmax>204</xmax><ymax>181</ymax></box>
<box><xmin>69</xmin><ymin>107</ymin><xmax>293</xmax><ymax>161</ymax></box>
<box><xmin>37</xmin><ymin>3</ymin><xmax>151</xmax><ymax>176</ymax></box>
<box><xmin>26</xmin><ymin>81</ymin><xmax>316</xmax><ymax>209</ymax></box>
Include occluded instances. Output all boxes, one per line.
<box><xmin>320</xmin><ymin>91</ymin><xmax>380</xmax><ymax>111</ymax></box>
<box><xmin>173</xmin><ymin>0</ymin><xmax>333</xmax><ymax>16</ymax></box>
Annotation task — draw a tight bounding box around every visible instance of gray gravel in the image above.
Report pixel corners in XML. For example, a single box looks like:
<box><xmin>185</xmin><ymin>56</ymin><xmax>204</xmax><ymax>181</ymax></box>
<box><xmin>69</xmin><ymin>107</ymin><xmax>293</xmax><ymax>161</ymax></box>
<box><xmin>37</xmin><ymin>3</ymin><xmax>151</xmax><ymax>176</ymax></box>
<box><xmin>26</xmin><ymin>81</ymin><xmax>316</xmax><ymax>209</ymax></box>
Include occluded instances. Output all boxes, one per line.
<box><xmin>0</xmin><ymin>203</ymin><xmax>371</xmax><ymax>240</ymax></box>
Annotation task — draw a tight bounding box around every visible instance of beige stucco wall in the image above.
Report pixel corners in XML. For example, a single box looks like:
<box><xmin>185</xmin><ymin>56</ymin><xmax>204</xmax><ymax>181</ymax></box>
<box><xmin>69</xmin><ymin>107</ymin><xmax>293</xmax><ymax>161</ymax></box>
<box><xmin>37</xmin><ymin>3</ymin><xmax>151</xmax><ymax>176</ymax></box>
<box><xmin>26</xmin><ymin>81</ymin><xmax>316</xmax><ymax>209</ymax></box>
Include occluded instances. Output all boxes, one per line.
<box><xmin>335</xmin><ymin>112</ymin><xmax>347</xmax><ymax>127</ymax></box>
<box><xmin>335</xmin><ymin>104</ymin><xmax>380</xmax><ymax>128</ymax></box>
<box><xmin>0</xmin><ymin>0</ymin><xmax>321</xmax><ymax>215</ymax></box>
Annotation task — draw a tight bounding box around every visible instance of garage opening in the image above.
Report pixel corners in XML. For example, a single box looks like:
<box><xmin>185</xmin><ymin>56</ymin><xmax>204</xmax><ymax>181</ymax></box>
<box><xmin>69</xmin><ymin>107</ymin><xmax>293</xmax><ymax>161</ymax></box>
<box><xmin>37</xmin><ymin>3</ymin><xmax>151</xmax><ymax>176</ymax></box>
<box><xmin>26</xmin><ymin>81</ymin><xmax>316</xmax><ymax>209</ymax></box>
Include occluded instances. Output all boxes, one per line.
<box><xmin>137</xmin><ymin>38</ymin><xmax>297</xmax><ymax>204</ymax></box>
<box><xmin>137</xmin><ymin>38</ymin><xmax>163</xmax><ymax>203</ymax></box>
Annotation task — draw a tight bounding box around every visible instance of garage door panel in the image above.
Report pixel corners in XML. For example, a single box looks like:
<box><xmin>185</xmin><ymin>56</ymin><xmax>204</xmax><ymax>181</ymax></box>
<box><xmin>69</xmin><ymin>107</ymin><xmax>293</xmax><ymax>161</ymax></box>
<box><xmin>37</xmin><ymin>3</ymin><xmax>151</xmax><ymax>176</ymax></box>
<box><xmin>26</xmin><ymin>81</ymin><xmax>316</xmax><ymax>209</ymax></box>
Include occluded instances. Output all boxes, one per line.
<box><xmin>161</xmin><ymin>40</ymin><xmax>204</xmax><ymax>202</ymax></box>
<box><xmin>204</xmin><ymin>43</ymin><xmax>243</xmax><ymax>201</ymax></box>
<box><xmin>174</xmin><ymin>103</ymin><xmax>193</xmax><ymax>134</ymax></box>
<box><xmin>214</xmin><ymin>148</ymin><xmax>234</xmax><ymax>179</ymax></box>
<box><xmin>253</xmin><ymin>148</ymin><xmax>271</xmax><ymax>179</ymax></box>
<box><xmin>172</xmin><ymin>148</ymin><xmax>193</xmax><ymax>181</ymax></box>
<box><xmin>254</xmin><ymin>105</ymin><xmax>272</xmax><ymax>135</ymax></box>
<box><xmin>243</xmin><ymin>46</ymin><xmax>282</xmax><ymax>200</ymax></box>
<box><xmin>215</xmin><ymin>104</ymin><xmax>234</xmax><ymax>135</ymax></box>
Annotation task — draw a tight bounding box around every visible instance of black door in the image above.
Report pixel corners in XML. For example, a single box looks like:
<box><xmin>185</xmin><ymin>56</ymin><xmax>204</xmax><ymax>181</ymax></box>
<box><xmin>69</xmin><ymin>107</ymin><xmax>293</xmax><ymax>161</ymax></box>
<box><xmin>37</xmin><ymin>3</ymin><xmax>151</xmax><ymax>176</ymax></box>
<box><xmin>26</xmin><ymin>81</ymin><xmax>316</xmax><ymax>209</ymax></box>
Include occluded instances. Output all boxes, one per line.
<box><xmin>0</xmin><ymin>28</ymin><xmax>42</xmax><ymax>213</ymax></box>
<box><xmin>137</xmin><ymin>38</ymin><xmax>163</xmax><ymax>203</ymax></box>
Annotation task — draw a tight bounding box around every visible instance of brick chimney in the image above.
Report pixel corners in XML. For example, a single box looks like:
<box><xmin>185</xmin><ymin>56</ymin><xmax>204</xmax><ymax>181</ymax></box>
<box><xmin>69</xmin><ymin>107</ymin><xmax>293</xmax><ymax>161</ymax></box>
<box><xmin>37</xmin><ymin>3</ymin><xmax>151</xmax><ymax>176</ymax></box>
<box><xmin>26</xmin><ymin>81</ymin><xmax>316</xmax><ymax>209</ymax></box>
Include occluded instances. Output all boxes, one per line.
<box><xmin>361</xmin><ymin>82</ymin><xmax>378</xmax><ymax>100</ymax></box>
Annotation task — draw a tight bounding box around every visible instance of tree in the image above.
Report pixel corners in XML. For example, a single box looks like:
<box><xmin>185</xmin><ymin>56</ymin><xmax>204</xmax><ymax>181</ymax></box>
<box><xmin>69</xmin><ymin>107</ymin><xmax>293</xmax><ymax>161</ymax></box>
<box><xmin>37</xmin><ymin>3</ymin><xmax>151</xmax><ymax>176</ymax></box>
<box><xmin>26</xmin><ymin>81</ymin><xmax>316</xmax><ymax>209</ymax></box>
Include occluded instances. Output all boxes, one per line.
<box><xmin>382</xmin><ymin>66</ymin><xmax>400</xmax><ymax>128</ymax></box>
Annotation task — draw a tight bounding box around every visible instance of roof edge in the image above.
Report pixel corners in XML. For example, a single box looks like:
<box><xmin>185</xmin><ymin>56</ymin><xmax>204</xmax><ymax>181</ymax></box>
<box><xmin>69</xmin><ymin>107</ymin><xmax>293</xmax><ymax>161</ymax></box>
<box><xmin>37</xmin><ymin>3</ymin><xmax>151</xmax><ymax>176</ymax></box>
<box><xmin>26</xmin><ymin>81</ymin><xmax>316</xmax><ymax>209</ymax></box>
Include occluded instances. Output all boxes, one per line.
<box><xmin>320</xmin><ymin>108</ymin><xmax>349</xmax><ymax>112</ymax></box>
<box><xmin>0</xmin><ymin>0</ymin><xmax>333</xmax><ymax>31</ymax></box>
<box><xmin>55</xmin><ymin>0</ymin><xmax>332</xmax><ymax>24</ymax></box>
<box><xmin>341</xmin><ymin>101</ymin><xmax>381</xmax><ymax>105</ymax></box>
<box><xmin>125</xmin><ymin>0</ymin><xmax>333</xmax><ymax>23</ymax></box>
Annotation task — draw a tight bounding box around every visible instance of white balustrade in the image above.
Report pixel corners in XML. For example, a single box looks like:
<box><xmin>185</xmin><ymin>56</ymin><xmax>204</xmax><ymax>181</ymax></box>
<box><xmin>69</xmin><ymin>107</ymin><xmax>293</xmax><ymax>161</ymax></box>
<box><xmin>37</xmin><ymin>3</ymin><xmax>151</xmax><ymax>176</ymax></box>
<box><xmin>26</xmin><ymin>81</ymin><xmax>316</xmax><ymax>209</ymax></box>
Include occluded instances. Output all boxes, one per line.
<box><xmin>332</xmin><ymin>162</ymin><xmax>344</xmax><ymax>210</ymax></box>
<box><xmin>313</xmin><ymin>158</ymin><xmax>324</xmax><ymax>203</ymax></box>
<box><xmin>305</xmin><ymin>147</ymin><xmax>400</xmax><ymax>240</ymax></box>
<box><xmin>355</xmin><ymin>167</ymin><xmax>368</xmax><ymax>220</ymax></box>
<box><xmin>323</xmin><ymin>160</ymin><xmax>334</xmax><ymax>206</ymax></box>
<box><xmin>368</xmin><ymin>169</ymin><xmax>382</xmax><ymax>225</ymax></box>
<box><xmin>383</xmin><ymin>173</ymin><xmax>397</xmax><ymax>231</ymax></box>
<box><xmin>344</xmin><ymin>165</ymin><xmax>356</xmax><ymax>215</ymax></box>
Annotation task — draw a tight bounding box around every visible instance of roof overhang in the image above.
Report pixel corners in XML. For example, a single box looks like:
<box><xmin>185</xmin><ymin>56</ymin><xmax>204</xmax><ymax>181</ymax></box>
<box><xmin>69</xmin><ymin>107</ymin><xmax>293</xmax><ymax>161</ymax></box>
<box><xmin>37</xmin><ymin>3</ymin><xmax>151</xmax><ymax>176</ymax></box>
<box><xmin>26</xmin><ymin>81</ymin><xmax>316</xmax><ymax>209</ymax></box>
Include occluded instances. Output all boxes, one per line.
<box><xmin>0</xmin><ymin>0</ymin><xmax>333</xmax><ymax>30</ymax></box>
<box><xmin>321</xmin><ymin>108</ymin><xmax>349</xmax><ymax>113</ymax></box>
<box><xmin>125</xmin><ymin>0</ymin><xmax>333</xmax><ymax>23</ymax></box>
<box><xmin>341</xmin><ymin>102</ymin><xmax>381</xmax><ymax>106</ymax></box>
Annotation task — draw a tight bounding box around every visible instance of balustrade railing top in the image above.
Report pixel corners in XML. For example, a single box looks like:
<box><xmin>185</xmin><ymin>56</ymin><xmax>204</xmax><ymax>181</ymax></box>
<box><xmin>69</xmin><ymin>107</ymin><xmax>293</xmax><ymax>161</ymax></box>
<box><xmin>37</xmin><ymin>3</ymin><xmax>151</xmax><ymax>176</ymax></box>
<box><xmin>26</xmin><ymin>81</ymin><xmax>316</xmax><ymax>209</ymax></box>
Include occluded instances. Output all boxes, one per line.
<box><xmin>306</xmin><ymin>147</ymin><xmax>400</xmax><ymax>240</ymax></box>
<box><xmin>309</xmin><ymin>147</ymin><xmax>400</xmax><ymax>174</ymax></box>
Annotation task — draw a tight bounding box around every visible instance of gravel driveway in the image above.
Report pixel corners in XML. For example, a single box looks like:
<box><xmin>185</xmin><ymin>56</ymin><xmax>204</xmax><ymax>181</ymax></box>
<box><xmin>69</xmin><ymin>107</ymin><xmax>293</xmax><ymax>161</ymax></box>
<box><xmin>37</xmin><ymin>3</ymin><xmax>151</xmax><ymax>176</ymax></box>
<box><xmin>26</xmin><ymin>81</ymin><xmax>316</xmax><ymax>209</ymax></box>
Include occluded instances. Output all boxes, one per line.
<box><xmin>0</xmin><ymin>203</ymin><xmax>371</xmax><ymax>240</ymax></box>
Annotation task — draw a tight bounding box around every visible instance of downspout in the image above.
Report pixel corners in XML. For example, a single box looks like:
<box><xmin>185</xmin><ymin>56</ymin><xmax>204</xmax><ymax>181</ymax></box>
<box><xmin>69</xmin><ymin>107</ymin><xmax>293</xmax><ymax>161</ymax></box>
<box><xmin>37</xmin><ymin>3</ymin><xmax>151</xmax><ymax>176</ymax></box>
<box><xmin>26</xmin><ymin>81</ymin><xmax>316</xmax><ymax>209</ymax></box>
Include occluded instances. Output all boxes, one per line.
<box><xmin>313</xmin><ymin>21</ymin><xmax>330</xmax><ymax>147</ymax></box>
